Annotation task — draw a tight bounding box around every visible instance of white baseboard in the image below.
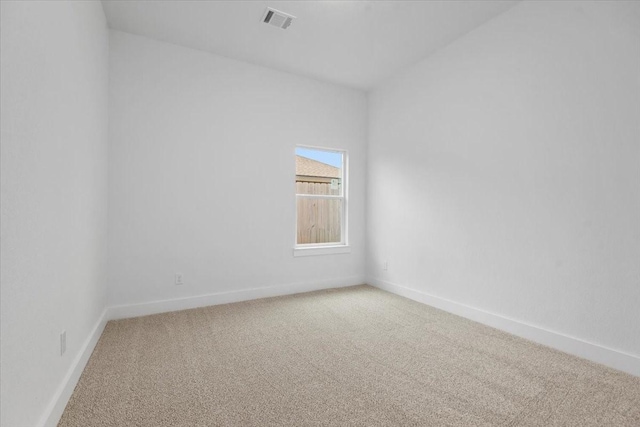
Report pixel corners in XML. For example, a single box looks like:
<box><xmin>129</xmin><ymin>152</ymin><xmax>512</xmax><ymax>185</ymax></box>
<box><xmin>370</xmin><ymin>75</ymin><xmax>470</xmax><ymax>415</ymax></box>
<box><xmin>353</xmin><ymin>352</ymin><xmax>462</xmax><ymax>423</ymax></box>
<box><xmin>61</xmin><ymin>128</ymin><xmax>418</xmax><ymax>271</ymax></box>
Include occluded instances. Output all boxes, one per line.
<box><xmin>38</xmin><ymin>308</ymin><xmax>108</xmax><ymax>427</ymax></box>
<box><xmin>369</xmin><ymin>277</ymin><xmax>640</xmax><ymax>378</ymax></box>
<box><xmin>107</xmin><ymin>276</ymin><xmax>366</xmax><ymax>320</ymax></box>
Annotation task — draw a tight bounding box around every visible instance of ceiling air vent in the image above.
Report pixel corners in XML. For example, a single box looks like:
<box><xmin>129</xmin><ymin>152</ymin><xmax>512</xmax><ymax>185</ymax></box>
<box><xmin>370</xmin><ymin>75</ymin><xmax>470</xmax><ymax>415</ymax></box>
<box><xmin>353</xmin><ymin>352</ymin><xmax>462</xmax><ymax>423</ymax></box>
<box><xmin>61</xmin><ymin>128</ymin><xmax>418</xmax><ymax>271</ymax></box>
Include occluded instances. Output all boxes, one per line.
<box><xmin>262</xmin><ymin>7</ymin><xmax>295</xmax><ymax>30</ymax></box>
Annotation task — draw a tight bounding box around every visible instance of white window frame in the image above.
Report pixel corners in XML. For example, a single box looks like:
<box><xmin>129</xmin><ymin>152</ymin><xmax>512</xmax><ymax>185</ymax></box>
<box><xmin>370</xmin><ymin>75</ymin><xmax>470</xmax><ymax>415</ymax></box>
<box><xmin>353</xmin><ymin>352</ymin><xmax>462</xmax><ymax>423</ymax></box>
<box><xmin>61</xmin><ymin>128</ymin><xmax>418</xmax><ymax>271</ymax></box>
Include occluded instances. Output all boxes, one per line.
<box><xmin>293</xmin><ymin>145</ymin><xmax>350</xmax><ymax>257</ymax></box>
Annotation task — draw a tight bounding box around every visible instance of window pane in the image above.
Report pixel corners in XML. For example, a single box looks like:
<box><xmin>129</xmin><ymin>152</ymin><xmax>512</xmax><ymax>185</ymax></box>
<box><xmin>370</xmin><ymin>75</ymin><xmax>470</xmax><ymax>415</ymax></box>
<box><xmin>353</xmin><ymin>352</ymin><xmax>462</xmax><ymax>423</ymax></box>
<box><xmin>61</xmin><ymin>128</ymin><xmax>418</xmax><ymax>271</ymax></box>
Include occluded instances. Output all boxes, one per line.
<box><xmin>296</xmin><ymin>198</ymin><xmax>342</xmax><ymax>244</ymax></box>
<box><xmin>295</xmin><ymin>148</ymin><xmax>342</xmax><ymax>196</ymax></box>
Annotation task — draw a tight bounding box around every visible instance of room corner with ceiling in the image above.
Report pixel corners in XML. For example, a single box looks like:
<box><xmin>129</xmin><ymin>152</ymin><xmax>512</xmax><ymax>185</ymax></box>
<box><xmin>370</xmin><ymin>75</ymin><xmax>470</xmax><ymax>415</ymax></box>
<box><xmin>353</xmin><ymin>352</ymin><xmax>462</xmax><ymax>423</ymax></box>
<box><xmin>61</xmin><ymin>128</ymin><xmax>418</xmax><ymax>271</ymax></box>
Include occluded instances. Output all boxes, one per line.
<box><xmin>1</xmin><ymin>1</ymin><xmax>639</xmax><ymax>426</ymax></box>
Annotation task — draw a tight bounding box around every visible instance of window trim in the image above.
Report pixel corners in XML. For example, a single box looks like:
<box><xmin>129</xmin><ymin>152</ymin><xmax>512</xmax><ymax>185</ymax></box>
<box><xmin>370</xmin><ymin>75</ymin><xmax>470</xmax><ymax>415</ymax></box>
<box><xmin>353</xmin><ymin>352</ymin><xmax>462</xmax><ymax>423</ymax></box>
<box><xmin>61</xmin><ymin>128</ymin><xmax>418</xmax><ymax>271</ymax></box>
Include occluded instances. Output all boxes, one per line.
<box><xmin>293</xmin><ymin>245</ymin><xmax>351</xmax><ymax>257</ymax></box>
<box><xmin>294</xmin><ymin>145</ymin><xmax>349</xmax><ymax>256</ymax></box>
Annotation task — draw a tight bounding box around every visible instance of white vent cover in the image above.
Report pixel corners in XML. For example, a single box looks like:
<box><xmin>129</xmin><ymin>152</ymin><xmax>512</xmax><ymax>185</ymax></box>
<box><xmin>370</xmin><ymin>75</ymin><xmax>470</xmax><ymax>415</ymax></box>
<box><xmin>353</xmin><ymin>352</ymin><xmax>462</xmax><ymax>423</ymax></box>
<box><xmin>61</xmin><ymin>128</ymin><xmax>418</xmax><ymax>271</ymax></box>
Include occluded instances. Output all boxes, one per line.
<box><xmin>262</xmin><ymin>7</ymin><xmax>295</xmax><ymax>30</ymax></box>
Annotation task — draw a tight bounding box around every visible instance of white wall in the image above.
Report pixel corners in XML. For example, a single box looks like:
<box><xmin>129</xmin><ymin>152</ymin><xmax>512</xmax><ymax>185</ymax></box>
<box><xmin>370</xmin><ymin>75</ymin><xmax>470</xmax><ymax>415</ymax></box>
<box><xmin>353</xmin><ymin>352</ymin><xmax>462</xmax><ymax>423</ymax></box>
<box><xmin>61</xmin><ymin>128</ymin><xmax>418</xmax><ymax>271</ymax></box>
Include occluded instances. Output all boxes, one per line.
<box><xmin>0</xmin><ymin>1</ymin><xmax>109</xmax><ymax>426</ymax></box>
<box><xmin>108</xmin><ymin>31</ymin><xmax>367</xmax><ymax>309</ymax></box>
<box><xmin>368</xmin><ymin>0</ymin><xmax>640</xmax><ymax>359</ymax></box>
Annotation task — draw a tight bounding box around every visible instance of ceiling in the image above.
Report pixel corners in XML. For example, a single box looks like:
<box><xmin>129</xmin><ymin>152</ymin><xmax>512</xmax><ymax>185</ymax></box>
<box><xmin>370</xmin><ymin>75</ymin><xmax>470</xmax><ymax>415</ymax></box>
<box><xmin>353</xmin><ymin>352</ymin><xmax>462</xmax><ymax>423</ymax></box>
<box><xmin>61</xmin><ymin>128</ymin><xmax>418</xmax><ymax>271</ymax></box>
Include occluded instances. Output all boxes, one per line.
<box><xmin>101</xmin><ymin>0</ymin><xmax>518</xmax><ymax>90</ymax></box>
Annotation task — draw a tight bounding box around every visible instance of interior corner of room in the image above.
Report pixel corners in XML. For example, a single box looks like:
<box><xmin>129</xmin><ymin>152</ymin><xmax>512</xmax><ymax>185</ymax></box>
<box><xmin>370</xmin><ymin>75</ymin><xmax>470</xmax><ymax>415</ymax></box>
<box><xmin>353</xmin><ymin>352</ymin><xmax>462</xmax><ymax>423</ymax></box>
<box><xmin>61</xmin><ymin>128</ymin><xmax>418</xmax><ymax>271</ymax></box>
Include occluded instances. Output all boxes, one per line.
<box><xmin>1</xmin><ymin>1</ymin><xmax>639</xmax><ymax>426</ymax></box>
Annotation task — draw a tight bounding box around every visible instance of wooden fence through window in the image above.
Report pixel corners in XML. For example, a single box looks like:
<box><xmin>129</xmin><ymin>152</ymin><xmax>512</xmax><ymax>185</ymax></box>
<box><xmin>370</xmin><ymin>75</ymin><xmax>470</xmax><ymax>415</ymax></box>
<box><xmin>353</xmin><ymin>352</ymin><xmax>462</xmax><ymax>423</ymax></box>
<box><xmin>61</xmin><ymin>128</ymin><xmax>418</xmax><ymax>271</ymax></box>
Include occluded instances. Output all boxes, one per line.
<box><xmin>296</xmin><ymin>181</ymin><xmax>342</xmax><ymax>244</ymax></box>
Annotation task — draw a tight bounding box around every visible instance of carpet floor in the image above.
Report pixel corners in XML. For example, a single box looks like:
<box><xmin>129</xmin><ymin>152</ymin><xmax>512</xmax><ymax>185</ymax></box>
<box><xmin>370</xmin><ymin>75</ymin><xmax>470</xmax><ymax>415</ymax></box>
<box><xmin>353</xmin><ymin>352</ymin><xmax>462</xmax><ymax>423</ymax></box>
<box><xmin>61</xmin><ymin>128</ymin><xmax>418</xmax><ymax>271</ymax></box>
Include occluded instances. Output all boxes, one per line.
<box><xmin>59</xmin><ymin>285</ymin><xmax>640</xmax><ymax>426</ymax></box>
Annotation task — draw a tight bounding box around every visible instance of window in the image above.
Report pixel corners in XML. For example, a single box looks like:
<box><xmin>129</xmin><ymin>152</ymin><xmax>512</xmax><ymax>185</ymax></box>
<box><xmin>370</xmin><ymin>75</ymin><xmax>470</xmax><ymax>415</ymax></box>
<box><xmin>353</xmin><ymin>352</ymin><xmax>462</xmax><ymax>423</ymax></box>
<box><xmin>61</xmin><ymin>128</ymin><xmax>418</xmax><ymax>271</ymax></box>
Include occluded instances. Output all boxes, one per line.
<box><xmin>294</xmin><ymin>146</ymin><xmax>349</xmax><ymax>256</ymax></box>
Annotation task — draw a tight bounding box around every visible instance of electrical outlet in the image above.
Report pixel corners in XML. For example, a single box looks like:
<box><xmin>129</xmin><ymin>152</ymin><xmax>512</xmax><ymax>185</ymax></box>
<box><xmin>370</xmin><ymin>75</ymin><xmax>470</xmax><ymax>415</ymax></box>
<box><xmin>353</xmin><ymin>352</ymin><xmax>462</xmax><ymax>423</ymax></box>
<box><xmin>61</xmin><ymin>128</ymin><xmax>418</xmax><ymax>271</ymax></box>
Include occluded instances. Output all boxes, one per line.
<box><xmin>383</xmin><ymin>261</ymin><xmax>388</xmax><ymax>271</ymax></box>
<box><xmin>175</xmin><ymin>273</ymin><xmax>184</xmax><ymax>286</ymax></box>
<box><xmin>60</xmin><ymin>331</ymin><xmax>66</xmax><ymax>356</ymax></box>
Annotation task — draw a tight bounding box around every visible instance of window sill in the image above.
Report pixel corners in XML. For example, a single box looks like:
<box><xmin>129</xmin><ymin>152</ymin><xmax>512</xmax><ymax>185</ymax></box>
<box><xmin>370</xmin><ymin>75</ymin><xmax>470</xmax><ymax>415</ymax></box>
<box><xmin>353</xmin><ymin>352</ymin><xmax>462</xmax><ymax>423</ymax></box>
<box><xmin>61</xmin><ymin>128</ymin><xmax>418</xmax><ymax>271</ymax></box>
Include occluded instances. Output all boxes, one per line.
<box><xmin>293</xmin><ymin>245</ymin><xmax>351</xmax><ymax>257</ymax></box>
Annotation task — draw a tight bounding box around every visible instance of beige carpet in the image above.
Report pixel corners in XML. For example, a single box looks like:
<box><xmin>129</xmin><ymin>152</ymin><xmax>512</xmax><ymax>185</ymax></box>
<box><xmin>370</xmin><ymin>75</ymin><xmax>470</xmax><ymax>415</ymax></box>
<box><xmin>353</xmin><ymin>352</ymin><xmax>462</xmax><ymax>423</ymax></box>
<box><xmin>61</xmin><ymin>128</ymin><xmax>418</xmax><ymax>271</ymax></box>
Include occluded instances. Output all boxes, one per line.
<box><xmin>59</xmin><ymin>285</ymin><xmax>640</xmax><ymax>426</ymax></box>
